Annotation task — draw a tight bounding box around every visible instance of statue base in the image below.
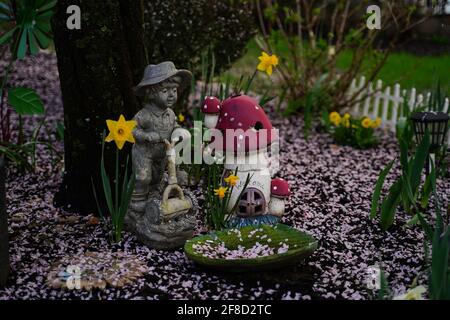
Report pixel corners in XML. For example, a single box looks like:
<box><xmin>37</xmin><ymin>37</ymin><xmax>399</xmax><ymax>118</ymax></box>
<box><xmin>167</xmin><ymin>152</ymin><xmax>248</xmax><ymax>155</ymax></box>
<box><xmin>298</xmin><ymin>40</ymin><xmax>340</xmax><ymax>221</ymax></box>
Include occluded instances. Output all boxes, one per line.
<box><xmin>125</xmin><ymin>189</ymin><xmax>197</xmax><ymax>250</ymax></box>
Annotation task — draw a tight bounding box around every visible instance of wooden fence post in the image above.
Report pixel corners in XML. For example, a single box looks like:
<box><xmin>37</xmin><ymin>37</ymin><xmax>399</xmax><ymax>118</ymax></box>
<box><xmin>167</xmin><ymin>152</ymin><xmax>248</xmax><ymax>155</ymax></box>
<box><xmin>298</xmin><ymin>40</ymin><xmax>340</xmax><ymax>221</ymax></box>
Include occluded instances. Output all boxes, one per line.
<box><xmin>372</xmin><ymin>80</ymin><xmax>383</xmax><ymax>119</ymax></box>
<box><xmin>381</xmin><ymin>86</ymin><xmax>391</xmax><ymax>129</ymax></box>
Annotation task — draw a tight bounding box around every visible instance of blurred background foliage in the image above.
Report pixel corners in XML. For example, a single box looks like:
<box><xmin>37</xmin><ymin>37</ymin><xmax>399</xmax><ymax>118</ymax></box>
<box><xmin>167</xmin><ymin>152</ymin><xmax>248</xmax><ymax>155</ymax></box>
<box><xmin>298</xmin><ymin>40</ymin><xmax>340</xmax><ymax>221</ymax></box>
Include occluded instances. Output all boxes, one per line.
<box><xmin>143</xmin><ymin>0</ymin><xmax>257</xmax><ymax>77</ymax></box>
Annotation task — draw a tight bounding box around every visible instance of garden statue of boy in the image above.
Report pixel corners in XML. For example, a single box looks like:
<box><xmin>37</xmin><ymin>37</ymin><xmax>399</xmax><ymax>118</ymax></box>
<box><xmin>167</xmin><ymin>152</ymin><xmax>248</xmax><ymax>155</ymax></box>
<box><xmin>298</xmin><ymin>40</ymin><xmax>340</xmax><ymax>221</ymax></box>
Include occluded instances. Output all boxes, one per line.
<box><xmin>125</xmin><ymin>62</ymin><xmax>196</xmax><ymax>250</ymax></box>
<box><xmin>132</xmin><ymin>62</ymin><xmax>191</xmax><ymax>201</ymax></box>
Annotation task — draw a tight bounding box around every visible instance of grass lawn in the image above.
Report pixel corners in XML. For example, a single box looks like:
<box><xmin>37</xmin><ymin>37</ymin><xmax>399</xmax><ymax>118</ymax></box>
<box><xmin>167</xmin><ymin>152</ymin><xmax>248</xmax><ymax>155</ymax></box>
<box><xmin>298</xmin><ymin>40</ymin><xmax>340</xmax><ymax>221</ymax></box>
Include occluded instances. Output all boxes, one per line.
<box><xmin>336</xmin><ymin>50</ymin><xmax>450</xmax><ymax>92</ymax></box>
<box><xmin>225</xmin><ymin>39</ymin><xmax>450</xmax><ymax>94</ymax></box>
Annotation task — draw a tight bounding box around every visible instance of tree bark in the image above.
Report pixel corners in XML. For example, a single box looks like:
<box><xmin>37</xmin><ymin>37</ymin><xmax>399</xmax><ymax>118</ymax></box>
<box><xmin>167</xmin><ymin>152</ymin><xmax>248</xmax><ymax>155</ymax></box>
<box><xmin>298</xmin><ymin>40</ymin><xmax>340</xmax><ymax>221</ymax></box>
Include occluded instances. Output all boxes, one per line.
<box><xmin>52</xmin><ymin>1</ymin><xmax>146</xmax><ymax>214</ymax></box>
<box><xmin>0</xmin><ymin>157</ymin><xmax>8</xmax><ymax>287</ymax></box>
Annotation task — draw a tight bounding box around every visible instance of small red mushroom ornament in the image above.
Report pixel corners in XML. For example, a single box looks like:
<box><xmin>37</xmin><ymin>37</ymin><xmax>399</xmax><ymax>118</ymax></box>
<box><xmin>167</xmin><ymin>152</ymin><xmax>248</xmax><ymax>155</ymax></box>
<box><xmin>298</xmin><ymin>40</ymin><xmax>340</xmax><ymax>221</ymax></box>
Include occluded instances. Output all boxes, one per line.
<box><xmin>269</xmin><ymin>178</ymin><xmax>290</xmax><ymax>217</ymax></box>
<box><xmin>202</xmin><ymin>96</ymin><xmax>221</xmax><ymax>128</ymax></box>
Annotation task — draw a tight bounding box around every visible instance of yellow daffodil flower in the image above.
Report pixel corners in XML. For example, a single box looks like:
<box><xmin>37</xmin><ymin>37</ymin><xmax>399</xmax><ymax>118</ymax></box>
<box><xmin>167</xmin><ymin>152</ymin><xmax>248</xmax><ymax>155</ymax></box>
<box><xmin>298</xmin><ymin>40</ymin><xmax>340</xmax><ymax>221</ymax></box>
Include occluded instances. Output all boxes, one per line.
<box><xmin>214</xmin><ymin>186</ymin><xmax>228</xmax><ymax>199</ymax></box>
<box><xmin>329</xmin><ymin>111</ymin><xmax>341</xmax><ymax>126</ymax></box>
<box><xmin>342</xmin><ymin>113</ymin><xmax>351</xmax><ymax>128</ymax></box>
<box><xmin>257</xmin><ymin>52</ymin><xmax>279</xmax><ymax>76</ymax></box>
<box><xmin>393</xmin><ymin>286</ymin><xmax>427</xmax><ymax>300</ymax></box>
<box><xmin>178</xmin><ymin>113</ymin><xmax>185</xmax><ymax>123</ymax></box>
<box><xmin>105</xmin><ymin>115</ymin><xmax>137</xmax><ymax>150</ymax></box>
<box><xmin>371</xmin><ymin>117</ymin><xmax>382</xmax><ymax>129</ymax></box>
<box><xmin>361</xmin><ymin>117</ymin><xmax>372</xmax><ymax>129</ymax></box>
<box><xmin>224</xmin><ymin>175</ymin><xmax>239</xmax><ymax>187</ymax></box>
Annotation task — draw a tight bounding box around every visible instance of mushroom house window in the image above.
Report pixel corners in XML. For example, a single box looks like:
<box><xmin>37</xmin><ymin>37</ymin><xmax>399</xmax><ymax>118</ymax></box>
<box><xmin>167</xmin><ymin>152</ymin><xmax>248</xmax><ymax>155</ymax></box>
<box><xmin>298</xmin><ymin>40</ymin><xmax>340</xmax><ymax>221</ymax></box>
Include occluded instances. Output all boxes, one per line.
<box><xmin>254</xmin><ymin>121</ymin><xmax>264</xmax><ymax>130</ymax></box>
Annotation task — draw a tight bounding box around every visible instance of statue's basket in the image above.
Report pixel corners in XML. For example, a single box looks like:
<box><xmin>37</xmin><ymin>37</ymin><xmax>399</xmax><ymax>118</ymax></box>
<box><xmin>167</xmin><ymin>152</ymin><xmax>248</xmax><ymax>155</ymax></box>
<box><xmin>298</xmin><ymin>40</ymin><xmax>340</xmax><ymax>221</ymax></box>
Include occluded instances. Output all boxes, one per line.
<box><xmin>161</xmin><ymin>184</ymin><xmax>192</xmax><ymax>221</ymax></box>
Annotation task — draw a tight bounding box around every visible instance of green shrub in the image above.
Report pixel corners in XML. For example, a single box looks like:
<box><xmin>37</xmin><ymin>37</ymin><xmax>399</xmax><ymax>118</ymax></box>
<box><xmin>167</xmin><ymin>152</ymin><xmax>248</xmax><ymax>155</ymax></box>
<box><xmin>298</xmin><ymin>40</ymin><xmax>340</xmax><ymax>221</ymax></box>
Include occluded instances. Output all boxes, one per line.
<box><xmin>143</xmin><ymin>0</ymin><xmax>257</xmax><ymax>76</ymax></box>
<box><xmin>254</xmin><ymin>1</ymin><xmax>423</xmax><ymax>136</ymax></box>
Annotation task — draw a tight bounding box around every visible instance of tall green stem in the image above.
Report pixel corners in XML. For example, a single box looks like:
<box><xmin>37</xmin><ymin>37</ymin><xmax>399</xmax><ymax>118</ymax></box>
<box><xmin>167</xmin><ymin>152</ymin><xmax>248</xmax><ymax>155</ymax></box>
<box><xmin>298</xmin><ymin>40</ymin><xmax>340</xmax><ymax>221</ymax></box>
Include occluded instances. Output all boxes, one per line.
<box><xmin>114</xmin><ymin>148</ymin><xmax>119</xmax><ymax>238</ymax></box>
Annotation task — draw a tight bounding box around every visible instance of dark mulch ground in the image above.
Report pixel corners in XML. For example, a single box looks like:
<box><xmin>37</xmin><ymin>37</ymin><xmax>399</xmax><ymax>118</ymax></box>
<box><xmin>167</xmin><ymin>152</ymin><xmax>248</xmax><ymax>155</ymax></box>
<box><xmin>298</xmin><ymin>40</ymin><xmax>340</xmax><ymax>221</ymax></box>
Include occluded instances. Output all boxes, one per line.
<box><xmin>0</xmin><ymin>53</ymin><xmax>449</xmax><ymax>300</ymax></box>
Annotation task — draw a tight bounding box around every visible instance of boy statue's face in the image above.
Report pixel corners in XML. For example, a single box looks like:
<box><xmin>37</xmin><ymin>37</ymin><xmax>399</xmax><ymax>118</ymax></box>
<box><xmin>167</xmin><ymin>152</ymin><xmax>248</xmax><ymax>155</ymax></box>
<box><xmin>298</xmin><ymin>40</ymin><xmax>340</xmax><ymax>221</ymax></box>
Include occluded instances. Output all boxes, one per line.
<box><xmin>150</xmin><ymin>83</ymin><xmax>178</xmax><ymax>109</ymax></box>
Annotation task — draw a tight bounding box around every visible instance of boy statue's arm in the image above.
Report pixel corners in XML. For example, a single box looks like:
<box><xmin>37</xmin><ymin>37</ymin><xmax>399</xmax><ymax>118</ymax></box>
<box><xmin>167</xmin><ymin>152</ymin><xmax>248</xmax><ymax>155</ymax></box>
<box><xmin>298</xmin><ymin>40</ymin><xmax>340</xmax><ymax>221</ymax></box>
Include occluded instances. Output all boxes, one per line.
<box><xmin>169</xmin><ymin>109</ymin><xmax>191</xmax><ymax>144</ymax></box>
<box><xmin>133</xmin><ymin>113</ymin><xmax>161</xmax><ymax>144</ymax></box>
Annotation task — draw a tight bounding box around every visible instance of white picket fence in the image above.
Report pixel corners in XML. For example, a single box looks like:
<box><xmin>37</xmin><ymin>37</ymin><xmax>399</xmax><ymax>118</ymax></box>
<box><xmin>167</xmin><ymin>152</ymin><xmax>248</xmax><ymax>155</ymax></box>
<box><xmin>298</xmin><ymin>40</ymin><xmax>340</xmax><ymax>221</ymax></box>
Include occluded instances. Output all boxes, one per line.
<box><xmin>349</xmin><ymin>76</ymin><xmax>450</xmax><ymax>145</ymax></box>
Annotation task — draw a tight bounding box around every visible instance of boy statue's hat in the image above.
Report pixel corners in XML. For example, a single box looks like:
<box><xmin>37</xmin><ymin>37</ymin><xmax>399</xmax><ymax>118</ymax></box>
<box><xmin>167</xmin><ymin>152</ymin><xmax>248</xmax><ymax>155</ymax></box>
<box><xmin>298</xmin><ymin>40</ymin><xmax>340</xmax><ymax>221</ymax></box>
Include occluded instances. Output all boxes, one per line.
<box><xmin>134</xmin><ymin>61</ymin><xmax>192</xmax><ymax>96</ymax></box>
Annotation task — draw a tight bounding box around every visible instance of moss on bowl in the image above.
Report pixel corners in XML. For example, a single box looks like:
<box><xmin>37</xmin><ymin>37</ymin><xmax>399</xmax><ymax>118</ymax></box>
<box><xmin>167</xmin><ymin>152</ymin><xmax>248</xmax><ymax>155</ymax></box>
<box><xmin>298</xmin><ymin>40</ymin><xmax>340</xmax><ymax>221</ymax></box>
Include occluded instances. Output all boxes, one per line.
<box><xmin>184</xmin><ymin>224</ymin><xmax>318</xmax><ymax>272</ymax></box>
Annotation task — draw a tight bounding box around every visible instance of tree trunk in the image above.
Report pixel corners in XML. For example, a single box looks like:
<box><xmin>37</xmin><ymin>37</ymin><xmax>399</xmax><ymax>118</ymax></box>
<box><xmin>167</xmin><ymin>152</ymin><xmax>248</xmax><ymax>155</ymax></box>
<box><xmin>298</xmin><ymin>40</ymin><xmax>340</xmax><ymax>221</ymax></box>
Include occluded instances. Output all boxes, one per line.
<box><xmin>52</xmin><ymin>1</ymin><xmax>146</xmax><ymax>214</ymax></box>
<box><xmin>0</xmin><ymin>157</ymin><xmax>8</xmax><ymax>287</ymax></box>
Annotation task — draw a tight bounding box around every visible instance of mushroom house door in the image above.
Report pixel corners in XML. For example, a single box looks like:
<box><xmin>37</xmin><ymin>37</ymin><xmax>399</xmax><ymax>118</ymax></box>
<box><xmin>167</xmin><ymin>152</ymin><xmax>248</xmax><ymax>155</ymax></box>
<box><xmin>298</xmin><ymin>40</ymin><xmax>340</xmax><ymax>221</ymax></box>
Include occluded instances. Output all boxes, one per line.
<box><xmin>237</xmin><ymin>188</ymin><xmax>266</xmax><ymax>217</ymax></box>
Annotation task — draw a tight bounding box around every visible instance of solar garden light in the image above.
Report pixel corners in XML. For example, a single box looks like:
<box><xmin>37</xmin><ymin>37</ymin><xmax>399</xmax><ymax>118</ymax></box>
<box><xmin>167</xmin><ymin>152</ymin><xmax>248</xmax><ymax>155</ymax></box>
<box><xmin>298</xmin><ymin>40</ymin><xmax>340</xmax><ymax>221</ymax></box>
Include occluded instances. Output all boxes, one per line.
<box><xmin>410</xmin><ymin>111</ymin><xmax>450</xmax><ymax>175</ymax></box>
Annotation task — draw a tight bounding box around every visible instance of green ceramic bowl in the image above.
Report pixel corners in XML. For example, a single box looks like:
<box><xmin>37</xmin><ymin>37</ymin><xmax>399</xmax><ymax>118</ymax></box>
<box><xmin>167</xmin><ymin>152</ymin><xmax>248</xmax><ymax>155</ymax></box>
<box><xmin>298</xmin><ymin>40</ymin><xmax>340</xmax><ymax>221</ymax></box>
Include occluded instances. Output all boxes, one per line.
<box><xmin>184</xmin><ymin>224</ymin><xmax>318</xmax><ymax>272</ymax></box>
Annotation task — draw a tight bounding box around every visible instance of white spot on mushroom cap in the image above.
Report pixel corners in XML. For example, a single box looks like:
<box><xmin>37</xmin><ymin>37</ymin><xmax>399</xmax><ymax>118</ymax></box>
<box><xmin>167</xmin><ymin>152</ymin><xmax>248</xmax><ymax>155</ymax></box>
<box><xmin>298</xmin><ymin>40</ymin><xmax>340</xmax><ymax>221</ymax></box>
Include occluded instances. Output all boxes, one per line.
<box><xmin>273</xmin><ymin>186</ymin><xmax>278</xmax><ymax>190</ymax></box>
<box><xmin>204</xmin><ymin>105</ymin><xmax>207</xmax><ymax>109</ymax></box>
<box><xmin>224</xmin><ymin>113</ymin><xmax>228</xmax><ymax>117</ymax></box>
<box><xmin>255</xmin><ymin>106</ymin><xmax>260</xmax><ymax>110</ymax></box>
<box><xmin>230</xmin><ymin>117</ymin><xmax>235</xmax><ymax>122</ymax></box>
